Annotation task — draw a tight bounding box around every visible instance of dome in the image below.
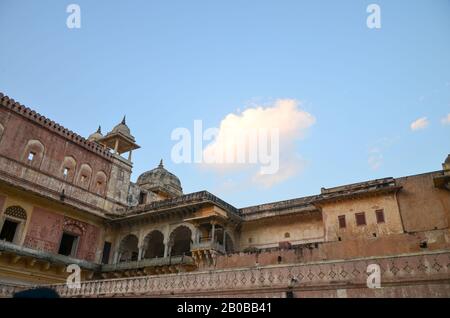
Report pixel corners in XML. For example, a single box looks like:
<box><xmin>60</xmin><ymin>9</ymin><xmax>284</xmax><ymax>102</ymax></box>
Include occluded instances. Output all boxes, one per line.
<box><xmin>137</xmin><ymin>160</ymin><xmax>183</xmax><ymax>197</ymax></box>
<box><xmin>88</xmin><ymin>126</ymin><xmax>103</xmax><ymax>142</ymax></box>
<box><xmin>109</xmin><ymin>116</ymin><xmax>135</xmax><ymax>141</ymax></box>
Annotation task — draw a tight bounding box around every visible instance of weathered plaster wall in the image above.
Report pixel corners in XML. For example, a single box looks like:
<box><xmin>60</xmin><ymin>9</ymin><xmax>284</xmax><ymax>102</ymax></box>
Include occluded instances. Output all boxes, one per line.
<box><xmin>396</xmin><ymin>172</ymin><xmax>450</xmax><ymax>232</ymax></box>
<box><xmin>320</xmin><ymin>193</ymin><xmax>404</xmax><ymax>242</ymax></box>
<box><xmin>210</xmin><ymin>229</ymin><xmax>450</xmax><ymax>270</ymax></box>
<box><xmin>239</xmin><ymin>213</ymin><xmax>324</xmax><ymax>250</ymax></box>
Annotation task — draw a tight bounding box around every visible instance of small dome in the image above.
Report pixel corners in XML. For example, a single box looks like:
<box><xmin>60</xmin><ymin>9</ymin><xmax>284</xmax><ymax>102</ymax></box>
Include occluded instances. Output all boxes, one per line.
<box><xmin>88</xmin><ymin>126</ymin><xmax>103</xmax><ymax>142</ymax></box>
<box><xmin>110</xmin><ymin>116</ymin><xmax>135</xmax><ymax>141</ymax></box>
<box><xmin>137</xmin><ymin>160</ymin><xmax>183</xmax><ymax>197</ymax></box>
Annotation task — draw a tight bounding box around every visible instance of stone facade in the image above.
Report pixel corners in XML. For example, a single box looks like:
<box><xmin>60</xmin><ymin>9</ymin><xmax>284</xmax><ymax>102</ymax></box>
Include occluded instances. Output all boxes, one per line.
<box><xmin>0</xmin><ymin>92</ymin><xmax>449</xmax><ymax>297</ymax></box>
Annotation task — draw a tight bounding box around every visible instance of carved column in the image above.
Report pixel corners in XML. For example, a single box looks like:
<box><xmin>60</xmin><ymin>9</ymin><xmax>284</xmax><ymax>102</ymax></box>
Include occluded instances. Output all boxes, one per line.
<box><xmin>223</xmin><ymin>228</ymin><xmax>226</xmax><ymax>251</ymax></box>
<box><xmin>163</xmin><ymin>241</ymin><xmax>169</xmax><ymax>258</ymax></box>
<box><xmin>138</xmin><ymin>246</ymin><xmax>144</xmax><ymax>261</ymax></box>
<box><xmin>211</xmin><ymin>223</ymin><xmax>215</xmax><ymax>243</ymax></box>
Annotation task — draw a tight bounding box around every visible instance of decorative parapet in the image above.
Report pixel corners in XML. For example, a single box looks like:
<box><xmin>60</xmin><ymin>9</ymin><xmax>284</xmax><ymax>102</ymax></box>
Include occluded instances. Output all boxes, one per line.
<box><xmin>239</xmin><ymin>195</ymin><xmax>318</xmax><ymax>216</ymax></box>
<box><xmin>0</xmin><ymin>93</ymin><xmax>113</xmax><ymax>160</ymax></box>
<box><xmin>315</xmin><ymin>177</ymin><xmax>401</xmax><ymax>203</ymax></box>
<box><xmin>114</xmin><ymin>191</ymin><xmax>242</xmax><ymax>219</ymax></box>
<box><xmin>9</xmin><ymin>250</ymin><xmax>447</xmax><ymax>298</ymax></box>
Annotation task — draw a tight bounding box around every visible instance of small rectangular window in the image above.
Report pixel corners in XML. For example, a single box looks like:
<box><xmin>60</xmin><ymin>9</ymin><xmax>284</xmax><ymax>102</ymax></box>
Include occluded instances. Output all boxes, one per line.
<box><xmin>80</xmin><ymin>175</ymin><xmax>86</xmax><ymax>182</ymax></box>
<box><xmin>63</xmin><ymin>167</ymin><xmax>69</xmax><ymax>177</ymax></box>
<box><xmin>338</xmin><ymin>215</ymin><xmax>346</xmax><ymax>228</ymax></box>
<box><xmin>0</xmin><ymin>219</ymin><xmax>19</xmax><ymax>242</ymax></box>
<box><xmin>28</xmin><ymin>152</ymin><xmax>35</xmax><ymax>161</ymax></box>
<box><xmin>101</xmin><ymin>241</ymin><xmax>112</xmax><ymax>264</ymax></box>
<box><xmin>376</xmin><ymin>209</ymin><xmax>385</xmax><ymax>223</ymax></box>
<box><xmin>58</xmin><ymin>233</ymin><xmax>79</xmax><ymax>257</ymax></box>
<box><xmin>355</xmin><ymin>212</ymin><xmax>366</xmax><ymax>226</ymax></box>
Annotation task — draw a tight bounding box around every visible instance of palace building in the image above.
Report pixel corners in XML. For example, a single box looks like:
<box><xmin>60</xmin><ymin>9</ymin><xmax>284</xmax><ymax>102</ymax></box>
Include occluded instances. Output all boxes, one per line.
<box><xmin>0</xmin><ymin>92</ymin><xmax>449</xmax><ymax>297</ymax></box>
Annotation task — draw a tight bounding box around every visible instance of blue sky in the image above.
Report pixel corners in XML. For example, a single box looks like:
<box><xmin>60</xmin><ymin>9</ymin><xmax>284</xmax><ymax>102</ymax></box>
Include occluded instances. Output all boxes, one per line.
<box><xmin>0</xmin><ymin>0</ymin><xmax>449</xmax><ymax>207</ymax></box>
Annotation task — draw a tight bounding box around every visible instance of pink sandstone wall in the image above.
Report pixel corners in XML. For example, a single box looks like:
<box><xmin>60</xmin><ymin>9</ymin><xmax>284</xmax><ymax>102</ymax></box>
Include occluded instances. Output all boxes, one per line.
<box><xmin>0</xmin><ymin>107</ymin><xmax>112</xmax><ymax>196</ymax></box>
<box><xmin>24</xmin><ymin>206</ymin><xmax>101</xmax><ymax>261</ymax></box>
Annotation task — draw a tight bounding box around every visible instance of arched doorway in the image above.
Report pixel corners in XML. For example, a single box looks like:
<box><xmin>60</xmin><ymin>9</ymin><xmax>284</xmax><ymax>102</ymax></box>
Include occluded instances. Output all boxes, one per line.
<box><xmin>143</xmin><ymin>230</ymin><xmax>165</xmax><ymax>259</ymax></box>
<box><xmin>118</xmin><ymin>234</ymin><xmax>139</xmax><ymax>262</ymax></box>
<box><xmin>169</xmin><ymin>226</ymin><xmax>192</xmax><ymax>256</ymax></box>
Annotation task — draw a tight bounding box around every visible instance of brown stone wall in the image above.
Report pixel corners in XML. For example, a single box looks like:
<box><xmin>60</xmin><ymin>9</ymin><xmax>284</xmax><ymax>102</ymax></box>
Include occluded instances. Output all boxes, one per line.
<box><xmin>396</xmin><ymin>172</ymin><xmax>450</xmax><ymax>232</ymax></box>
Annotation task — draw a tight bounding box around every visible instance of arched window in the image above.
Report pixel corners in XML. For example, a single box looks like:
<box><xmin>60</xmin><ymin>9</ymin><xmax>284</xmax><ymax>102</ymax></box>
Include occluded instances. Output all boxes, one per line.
<box><xmin>118</xmin><ymin>234</ymin><xmax>139</xmax><ymax>262</ymax></box>
<box><xmin>93</xmin><ymin>171</ymin><xmax>107</xmax><ymax>195</ymax></box>
<box><xmin>4</xmin><ymin>206</ymin><xmax>27</xmax><ymax>220</ymax></box>
<box><xmin>169</xmin><ymin>226</ymin><xmax>192</xmax><ymax>257</ymax></box>
<box><xmin>143</xmin><ymin>230</ymin><xmax>165</xmax><ymax>259</ymax></box>
<box><xmin>77</xmin><ymin>163</ymin><xmax>92</xmax><ymax>189</ymax></box>
<box><xmin>0</xmin><ymin>205</ymin><xmax>27</xmax><ymax>244</ymax></box>
<box><xmin>23</xmin><ymin>139</ymin><xmax>45</xmax><ymax>168</ymax></box>
<box><xmin>61</xmin><ymin>156</ymin><xmax>77</xmax><ymax>181</ymax></box>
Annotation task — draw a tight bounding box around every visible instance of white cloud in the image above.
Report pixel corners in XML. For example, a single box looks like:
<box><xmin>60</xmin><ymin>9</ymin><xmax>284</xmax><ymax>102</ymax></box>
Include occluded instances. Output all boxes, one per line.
<box><xmin>252</xmin><ymin>156</ymin><xmax>305</xmax><ymax>188</ymax></box>
<box><xmin>441</xmin><ymin>113</ymin><xmax>450</xmax><ymax>125</ymax></box>
<box><xmin>202</xmin><ymin>99</ymin><xmax>315</xmax><ymax>188</ymax></box>
<box><xmin>410</xmin><ymin>117</ymin><xmax>429</xmax><ymax>131</ymax></box>
<box><xmin>368</xmin><ymin>147</ymin><xmax>383</xmax><ymax>170</ymax></box>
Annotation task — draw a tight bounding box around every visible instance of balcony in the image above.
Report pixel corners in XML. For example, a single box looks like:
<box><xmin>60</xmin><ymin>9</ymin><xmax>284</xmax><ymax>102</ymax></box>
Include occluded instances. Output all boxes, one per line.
<box><xmin>100</xmin><ymin>255</ymin><xmax>196</xmax><ymax>278</ymax></box>
<box><xmin>191</xmin><ymin>239</ymin><xmax>225</xmax><ymax>254</ymax></box>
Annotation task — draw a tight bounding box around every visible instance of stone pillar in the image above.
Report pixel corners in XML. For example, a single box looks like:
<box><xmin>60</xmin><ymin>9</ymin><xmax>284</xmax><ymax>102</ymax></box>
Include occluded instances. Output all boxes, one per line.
<box><xmin>163</xmin><ymin>242</ymin><xmax>169</xmax><ymax>258</ymax></box>
<box><xmin>138</xmin><ymin>246</ymin><xmax>144</xmax><ymax>261</ymax></box>
<box><xmin>128</xmin><ymin>150</ymin><xmax>133</xmax><ymax>162</ymax></box>
<box><xmin>223</xmin><ymin>229</ymin><xmax>226</xmax><ymax>251</ymax></box>
<box><xmin>211</xmin><ymin>223</ymin><xmax>215</xmax><ymax>243</ymax></box>
<box><xmin>113</xmin><ymin>250</ymin><xmax>120</xmax><ymax>264</ymax></box>
<box><xmin>114</xmin><ymin>139</ymin><xmax>119</xmax><ymax>154</ymax></box>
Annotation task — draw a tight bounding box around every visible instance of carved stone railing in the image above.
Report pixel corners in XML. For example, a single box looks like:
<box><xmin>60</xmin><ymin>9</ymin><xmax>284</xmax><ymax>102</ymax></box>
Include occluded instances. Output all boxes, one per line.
<box><xmin>192</xmin><ymin>241</ymin><xmax>226</xmax><ymax>254</ymax></box>
<box><xmin>31</xmin><ymin>250</ymin><xmax>450</xmax><ymax>298</ymax></box>
<box><xmin>0</xmin><ymin>283</ymin><xmax>28</xmax><ymax>298</ymax></box>
<box><xmin>102</xmin><ymin>255</ymin><xmax>194</xmax><ymax>272</ymax></box>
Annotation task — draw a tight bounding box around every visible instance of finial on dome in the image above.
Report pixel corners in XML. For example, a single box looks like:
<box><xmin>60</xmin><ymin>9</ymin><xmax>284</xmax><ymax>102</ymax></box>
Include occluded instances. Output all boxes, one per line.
<box><xmin>158</xmin><ymin>159</ymin><xmax>164</xmax><ymax>168</ymax></box>
<box><xmin>97</xmin><ymin>125</ymin><xmax>102</xmax><ymax>134</ymax></box>
<box><xmin>121</xmin><ymin>115</ymin><xmax>126</xmax><ymax>125</ymax></box>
